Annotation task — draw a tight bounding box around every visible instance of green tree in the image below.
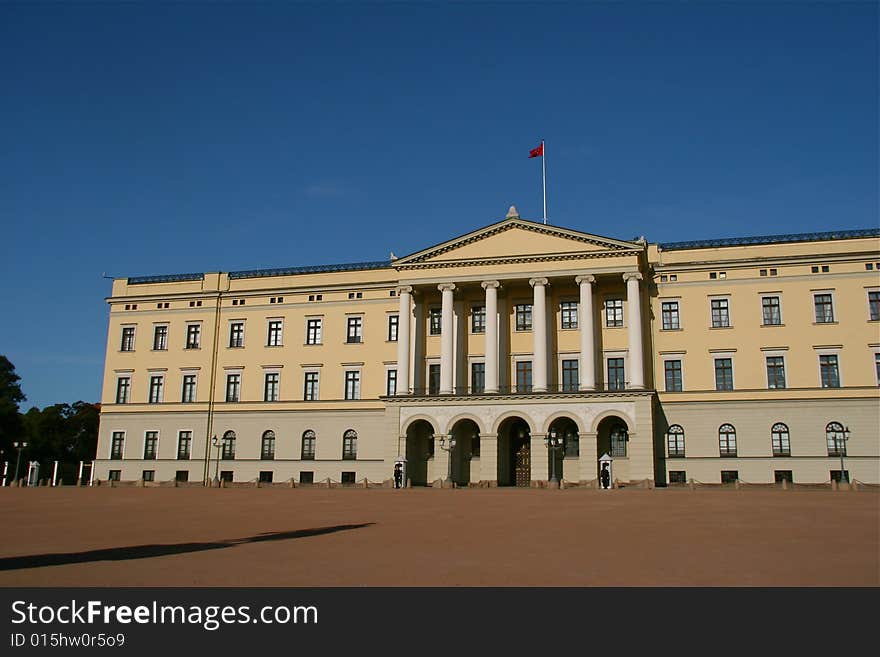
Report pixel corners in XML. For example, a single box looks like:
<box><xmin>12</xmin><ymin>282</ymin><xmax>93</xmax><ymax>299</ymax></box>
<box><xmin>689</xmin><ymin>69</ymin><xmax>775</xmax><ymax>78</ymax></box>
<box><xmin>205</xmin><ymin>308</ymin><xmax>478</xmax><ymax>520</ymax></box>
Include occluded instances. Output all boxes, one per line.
<box><xmin>0</xmin><ymin>355</ymin><xmax>26</xmax><ymax>458</ymax></box>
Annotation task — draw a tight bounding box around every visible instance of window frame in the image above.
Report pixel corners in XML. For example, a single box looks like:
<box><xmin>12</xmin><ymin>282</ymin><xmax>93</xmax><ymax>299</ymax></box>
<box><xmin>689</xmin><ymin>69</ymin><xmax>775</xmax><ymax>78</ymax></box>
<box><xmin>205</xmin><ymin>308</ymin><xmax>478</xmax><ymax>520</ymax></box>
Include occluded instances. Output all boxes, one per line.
<box><xmin>663</xmin><ymin>358</ymin><xmax>683</xmax><ymax>392</ymax></box>
<box><xmin>660</xmin><ymin>299</ymin><xmax>681</xmax><ymax>331</ymax></box>
<box><xmin>605</xmin><ymin>356</ymin><xmax>626</xmax><ymax>391</ymax></box>
<box><xmin>152</xmin><ymin>324</ymin><xmax>169</xmax><ymax>351</ymax></box>
<box><xmin>385</xmin><ymin>368</ymin><xmax>398</xmax><ymax>396</ymax></box>
<box><xmin>812</xmin><ymin>291</ymin><xmax>836</xmax><ymax>324</ymax></box>
<box><xmin>305</xmin><ymin>317</ymin><xmax>323</xmax><ymax>345</ymax></box>
<box><xmin>228</xmin><ymin>320</ymin><xmax>245</xmax><ymax>348</ymax></box>
<box><xmin>225</xmin><ymin>372</ymin><xmax>242</xmax><ymax>403</ymax></box>
<box><xmin>867</xmin><ymin>288</ymin><xmax>880</xmax><ymax>322</ymax></box>
<box><xmin>115</xmin><ymin>376</ymin><xmax>131</xmax><ymax>404</ymax></box>
<box><xmin>713</xmin><ymin>356</ymin><xmax>735</xmax><ymax>391</ymax></box>
<box><xmin>604</xmin><ymin>298</ymin><xmax>624</xmax><ymax>328</ymax></box>
<box><xmin>177</xmin><ymin>430</ymin><xmax>192</xmax><ymax>460</ymax></box>
<box><xmin>387</xmin><ymin>314</ymin><xmax>399</xmax><ymax>342</ymax></box>
<box><xmin>143</xmin><ymin>430</ymin><xmax>159</xmax><ymax>460</ymax></box>
<box><xmin>344</xmin><ymin>369</ymin><xmax>361</xmax><ymax>400</ymax></box>
<box><xmin>181</xmin><ymin>372</ymin><xmax>197</xmax><ymax>403</ymax></box>
<box><xmin>514</xmin><ymin>358</ymin><xmax>533</xmax><ymax>393</ymax></box>
<box><xmin>185</xmin><ymin>323</ymin><xmax>202</xmax><ymax>350</ymax></box>
<box><xmin>428</xmin><ymin>307</ymin><xmax>442</xmax><ymax>335</ymax></box>
<box><xmin>148</xmin><ymin>374</ymin><xmax>164</xmax><ymax>403</ymax></box>
<box><xmin>221</xmin><ymin>430</ymin><xmax>236</xmax><ymax>460</ymax></box>
<box><xmin>761</xmin><ymin>294</ymin><xmax>783</xmax><ymax>326</ymax></box>
<box><xmin>718</xmin><ymin>424</ymin><xmax>737</xmax><ymax>457</ymax></box>
<box><xmin>561</xmin><ymin>358</ymin><xmax>579</xmax><ymax>392</ymax></box>
<box><xmin>263</xmin><ymin>371</ymin><xmax>280</xmax><ymax>402</ymax></box>
<box><xmin>346</xmin><ymin>315</ymin><xmax>364</xmax><ymax>344</ymax></box>
<box><xmin>825</xmin><ymin>422</ymin><xmax>847</xmax><ymax>457</ymax></box>
<box><xmin>301</xmin><ymin>430</ymin><xmax>316</xmax><ymax>460</ymax></box>
<box><xmin>817</xmin><ymin>352</ymin><xmax>841</xmax><ymax>388</ymax></box>
<box><xmin>342</xmin><ymin>429</ymin><xmax>358</xmax><ymax>460</ymax></box>
<box><xmin>120</xmin><ymin>325</ymin><xmax>136</xmax><ymax>352</ymax></box>
<box><xmin>709</xmin><ymin>296</ymin><xmax>732</xmax><ymax>329</ymax></box>
<box><xmin>303</xmin><ymin>369</ymin><xmax>320</xmax><ymax>401</ymax></box>
<box><xmin>666</xmin><ymin>425</ymin><xmax>685</xmax><ymax>458</ymax></box>
<box><xmin>110</xmin><ymin>431</ymin><xmax>125</xmax><ymax>460</ymax></box>
<box><xmin>771</xmin><ymin>423</ymin><xmax>791</xmax><ymax>457</ymax></box>
<box><xmin>261</xmin><ymin>430</ymin><xmax>276</xmax><ymax>460</ymax></box>
<box><xmin>560</xmin><ymin>300</ymin><xmax>579</xmax><ymax>330</ymax></box>
<box><xmin>471</xmin><ymin>305</ymin><xmax>486</xmax><ymax>334</ymax></box>
<box><xmin>266</xmin><ymin>319</ymin><xmax>283</xmax><ymax>347</ymax></box>
<box><xmin>514</xmin><ymin>303</ymin><xmax>533</xmax><ymax>332</ymax></box>
<box><xmin>765</xmin><ymin>354</ymin><xmax>787</xmax><ymax>389</ymax></box>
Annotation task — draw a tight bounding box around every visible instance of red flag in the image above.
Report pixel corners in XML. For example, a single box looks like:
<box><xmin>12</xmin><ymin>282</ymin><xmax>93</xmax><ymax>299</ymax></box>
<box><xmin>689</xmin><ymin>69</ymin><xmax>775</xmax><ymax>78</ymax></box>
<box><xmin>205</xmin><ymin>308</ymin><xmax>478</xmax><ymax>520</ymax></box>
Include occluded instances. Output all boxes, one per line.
<box><xmin>529</xmin><ymin>143</ymin><xmax>544</xmax><ymax>158</ymax></box>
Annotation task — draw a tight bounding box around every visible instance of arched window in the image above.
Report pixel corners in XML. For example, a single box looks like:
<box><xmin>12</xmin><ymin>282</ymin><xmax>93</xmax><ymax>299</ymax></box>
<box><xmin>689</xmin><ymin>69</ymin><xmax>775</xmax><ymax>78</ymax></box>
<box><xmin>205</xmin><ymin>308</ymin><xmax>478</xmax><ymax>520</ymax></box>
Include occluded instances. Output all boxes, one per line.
<box><xmin>343</xmin><ymin>429</ymin><xmax>357</xmax><ymax>460</ymax></box>
<box><xmin>301</xmin><ymin>430</ymin><xmax>316</xmax><ymax>460</ymax></box>
<box><xmin>667</xmin><ymin>425</ymin><xmax>685</xmax><ymax>457</ymax></box>
<box><xmin>718</xmin><ymin>424</ymin><xmax>736</xmax><ymax>457</ymax></box>
<box><xmin>222</xmin><ymin>430</ymin><xmax>236</xmax><ymax>460</ymax></box>
<box><xmin>826</xmin><ymin>422</ymin><xmax>846</xmax><ymax>457</ymax></box>
<box><xmin>771</xmin><ymin>423</ymin><xmax>790</xmax><ymax>456</ymax></box>
<box><xmin>610</xmin><ymin>424</ymin><xmax>628</xmax><ymax>457</ymax></box>
<box><xmin>261</xmin><ymin>430</ymin><xmax>276</xmax><ymax>460</ymax></box>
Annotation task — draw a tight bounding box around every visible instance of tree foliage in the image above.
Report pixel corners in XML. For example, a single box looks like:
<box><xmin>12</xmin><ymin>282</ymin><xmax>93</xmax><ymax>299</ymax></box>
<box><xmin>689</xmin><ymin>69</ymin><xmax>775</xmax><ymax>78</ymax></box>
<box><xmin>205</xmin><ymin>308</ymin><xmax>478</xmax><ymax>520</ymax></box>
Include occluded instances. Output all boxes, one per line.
<box><xmin>0</xmin><ymin>355</ymin><xmax>26</xmax><ymax>456</ymax></box>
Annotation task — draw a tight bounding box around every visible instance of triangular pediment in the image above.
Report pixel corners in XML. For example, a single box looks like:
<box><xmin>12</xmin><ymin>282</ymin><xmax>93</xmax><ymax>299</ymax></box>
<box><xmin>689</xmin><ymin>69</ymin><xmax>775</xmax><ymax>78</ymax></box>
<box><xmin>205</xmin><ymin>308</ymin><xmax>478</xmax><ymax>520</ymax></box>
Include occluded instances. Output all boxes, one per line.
<box><xmin>393</xmin><ymin>217</ymin><xmax>641</xmax><ymax>269</ymax></box>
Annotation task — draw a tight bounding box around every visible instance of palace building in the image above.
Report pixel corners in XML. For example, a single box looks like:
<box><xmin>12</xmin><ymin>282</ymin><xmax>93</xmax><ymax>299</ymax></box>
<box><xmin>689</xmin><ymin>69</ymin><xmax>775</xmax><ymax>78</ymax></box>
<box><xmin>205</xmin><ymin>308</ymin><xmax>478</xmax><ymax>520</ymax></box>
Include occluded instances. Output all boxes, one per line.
<box><xmin>96</xmin><ymin>207</ymin><xmax>880</xmax><ymax>486</ymax></box>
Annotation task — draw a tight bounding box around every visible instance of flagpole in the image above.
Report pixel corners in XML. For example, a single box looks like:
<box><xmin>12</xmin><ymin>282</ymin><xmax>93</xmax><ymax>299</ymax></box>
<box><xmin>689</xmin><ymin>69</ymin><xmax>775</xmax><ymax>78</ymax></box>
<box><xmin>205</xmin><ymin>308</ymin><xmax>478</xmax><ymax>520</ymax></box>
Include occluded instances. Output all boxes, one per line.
<box><xmin>542</xmin><ymin>139</ymin><xmax>547</xmax><ymax>225</ymax></box>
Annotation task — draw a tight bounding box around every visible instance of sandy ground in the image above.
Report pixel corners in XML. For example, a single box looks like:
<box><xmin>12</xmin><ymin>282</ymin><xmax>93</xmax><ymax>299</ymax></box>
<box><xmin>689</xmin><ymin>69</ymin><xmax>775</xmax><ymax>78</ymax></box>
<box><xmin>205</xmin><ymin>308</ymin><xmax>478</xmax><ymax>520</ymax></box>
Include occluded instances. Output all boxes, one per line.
<box><xmin>0</xmin><ymin>487</ymin><xmax>877</xmax><ymax>586</ymax></box>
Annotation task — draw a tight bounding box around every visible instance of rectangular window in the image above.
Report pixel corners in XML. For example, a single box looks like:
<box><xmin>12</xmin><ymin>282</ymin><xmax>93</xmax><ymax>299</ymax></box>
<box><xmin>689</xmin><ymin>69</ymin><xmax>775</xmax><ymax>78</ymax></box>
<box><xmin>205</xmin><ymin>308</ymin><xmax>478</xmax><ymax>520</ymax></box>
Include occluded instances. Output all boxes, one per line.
<box><xmin>229</xmin><ymin>322</ymin><xmax>244</xmax><ymax>348</ymax></box>
<box><xmin>471</xmin><ymin>306</ymin><xmax>486</xmax><ymax>333</ymax></box>
<box><xmin>774</xmin><ymin>470</ymin><xmax>793</xmax><ymax>484</ymax></box>
<box><xmin>668</xmin><ymin>471</ymin><xmax>686</xmax><ymax>484</ymax></box>
<box><xmin>710</xmin><ymin>299</ymin><xmax>730</xmax><ymax>328</ymax></box>
<box><xmin>605</xmin><ymin>299</ymin><xmax>624</xmax><ymax>327</ymax></box>
<box><xmin>875</xmin><ymin>353</ymin><xmax>880</xmax><ymax>385</ymax></box>
<box><xmin>148</xmin><ymin>375</ymin><xmax>164</xmax><ymax>403</ymax></box>
<box><xmin>819</xmin><ymin>355</ymin><xmax>840</xmax><ymax>388</ymax></box>
<box><xmin>110</xmin><ymin>432</ymin><xmax>125</xmax><ymax>460</ymax></box>
<box><xmin>264</xmin><ymin>372</ymin><xmax>280</xmax><ymax>402</ymax></box>
<box><xmin>869</xmin><ymin>291</ymin><xmax>880</xmax><ymax>321</ymax></box>
<box><xmin>220</xmin><ymin>471</ymin><xmax>233</xmax><ymax>482</ymax></box>
<box><xmin>721</xmin><ymin>470</ymin><xmax>739</xmax><ymax>484</ymax></box>
<box><xmin>261</xmin><ymin>434</ymin><xmax>275</xmax><ymax>460</ymax></box>
<box><xmin>299</xmin><ymin>471</ymin><xmax>314</xmax><ymax>484</ymax></box>
<box><xmin>142</xmin><ymin>470</ymin><xmax>155</xmax><ymax>482</ymax></box>
<box><xmin>560</xmin><ymin>301</ymin><xmax>578</xmax><ymax>329</ymax></box>
<box><xmin>561</xmin><ymin>359</ymin><xmax>578</xmax><ymax>392</ymax></box>
<box><xmin>181</xmin><ymin>374</ymin><xmax>197</xmax><ymax>402</ymax></box>
<box><xmin>115</xmin><ymin>377</ymin><xmax>130</xmax><ymax>404</ymax></box>
<box><xmin>259</xmin><ymin>471</ymin><xmax>273</xmax><ymax>483</ymax></box>
<box><xmin>516</xmin><ymin>361</ymin><xmax>532</xmax><ymax>392</ymax></box>
<box><xmin>386</xmin><ymin>369</ymin><xmax>397</xmax><ymax>396</ymax></box>
<box><xmin>766</xmin><ymin>356</ymin><xmax>786</xmax><ymax>389</ymax></box>
<box><xmin>428</xmin><ymin>364</ymin><xmax>441</xmax><ymax>395</ymax></box>
<box><xmin>515</xmin><ymin>304</ymin><xmax>532</xmax><ymax>331</ymax></box>
<box><xmin>814</xmin><ymin>293</ymin><xmax>834</xmax><ymax>323</ymax></box>
<box><xmin>301</xmin><ymin>434</ymin><xmax>316</xmax><ymax>460</ymax></box>
<box><xmin>343</xmin><ymin>435</ymin><xmax>357</xmax><ymax>461</ymax></box>
<box><xmin>664</xmin><ymin>360</ymin><xmax>682</xmax><ymax>392</ymax></box>
<box><xmin>344</xmin><ymin>371</ymin><xmax>361</xmax><ymax>400</ymax></box>
<box><xmin>429</xmin><ymin>308</ymin><xmax>442</xmax><ymax>335</ymax></box>
<box><xmin>607</xmin><ymin>358</ymin><xmax>625</xmax><ymax>391</ymax></box>
<box><xmin>762</xmin><ymin>296</ymin><xmax>782</xmax><ymax>326</ymax></box>
<box><xmin>661</xmin><ymin>301</ymin><xmax>680</xmax><ymax>330</ymax></box>
<box><xmin>186</xmin><ymin>324</ymin><xmax>201</xmax><ymax>349</ymax></box>
<box><xmin>153</xmin><ymin>325</ymin><xmax>168</xmax><ymax>350</ymax></box>
<box><xmin>121</xmin><ymin>326</ymin><xmax>135</xmax><ymax>351</ymax></box>
<box><xmin>346</xmin><ymin>317</ymin><xmax>363</xmax><ymax>343</ymax></box>
<box><xmin>225</xmin><ymin>374</ymin><xmax>241</xmax><ymax>402</ymax></box>
<box><xmin>341</xmin><ymin>471</ymin><xmax>356</xmax><ymax>484</ymax></box>
<box><xmin>175</xmin><ymin>470</ymin><xmax>189</xmax><ymax>482</ymax></box>
<box><xmin>830</xmin><ymin>470</ymin><xmax>850</xmax><ymax>484</ymax></box>
<box><xmin>306</xmin><ymin>318</ymin><xmax>322</xmax><ymax>345</ymax></box>
<box><xmin>471</xmin><ymin>362</ymin><xmax>485</xmax><ymax>394</ymax></box>
<box><xmin>267</xmin><ymin>320</ymin><xmax>283</xmax><ymax>346</ymax></box>
<box><xmin>108</xmin><ymin>470</ymin><xmax>121</xmax><ymax>481</ymax></box>
<box><xmin>771</xmin><ymin>427</ymin><xmax>790</xmax><ymax>457</ymax></box>
<box><xmin>387</xmin><ymin>315</ymin><xmax>399</xmax><ymax>342</ymax></box>
<box><xmin>303</xmin><ymin>372</ymin><xmax>319</xmax><ymax>401</ymax></box>
<box><xmin>143</xmin><ymin>431</ymin><xmax>158</xmax><ymax>460</ymax></box>
<box><xmin>714</xmin><ymin>358</ymin><xmax>734</xmax><ymax>391</ymax></box>
<box><xmin>177</xmin><ymin>431</ymin><xmax>192</xmax><ymax>460</ymax></box>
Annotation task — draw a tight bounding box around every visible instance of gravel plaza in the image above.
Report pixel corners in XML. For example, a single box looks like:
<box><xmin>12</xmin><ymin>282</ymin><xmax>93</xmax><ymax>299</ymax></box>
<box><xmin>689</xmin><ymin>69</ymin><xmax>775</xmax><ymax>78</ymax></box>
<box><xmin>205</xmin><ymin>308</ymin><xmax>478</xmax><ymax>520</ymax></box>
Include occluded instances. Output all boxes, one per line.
<box><xmin>0</xmin><ymin>486</ymin><xmax>877</xmax><ymax>587</ymax></box>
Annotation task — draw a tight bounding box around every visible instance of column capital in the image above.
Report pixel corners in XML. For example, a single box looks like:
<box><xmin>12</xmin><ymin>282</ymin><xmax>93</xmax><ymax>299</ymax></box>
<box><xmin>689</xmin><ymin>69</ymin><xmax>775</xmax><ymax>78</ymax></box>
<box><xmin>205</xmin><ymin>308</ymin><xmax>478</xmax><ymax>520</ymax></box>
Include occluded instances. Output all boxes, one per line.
<box><xmin>395</xmin><ymin>285</ymin><xmax>413</xmax><ymax>295</ymax></box>
<box><xmin>437</xmin><ymin>283</ymin><xmax>456</xmax><ymax>293</ymax></box>
<box><xmin>622</xmin><ymin>272</ymin><xmax>643</xmax><ymax>283</ymax></box>
<box><xmin>481</xmin><ymin>280</ymin><xmax>501</xmax><ymax>290</ymax></box>
<box><xmin>529</xmin><ymin>277</ymin><xmax>549</xmax><ymax>288</ymax></box>
<box><xmin>575</xmin><ymin>274</ymin><xmax>596</xmax><ymax>286</ymax></box>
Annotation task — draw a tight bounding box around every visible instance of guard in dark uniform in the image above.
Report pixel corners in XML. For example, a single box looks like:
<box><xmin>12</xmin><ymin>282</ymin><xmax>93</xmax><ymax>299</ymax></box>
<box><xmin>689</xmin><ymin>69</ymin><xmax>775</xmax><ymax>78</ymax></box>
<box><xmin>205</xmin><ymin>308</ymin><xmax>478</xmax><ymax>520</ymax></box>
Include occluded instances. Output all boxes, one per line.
<box><xmin>393</xmin><ymin>463</ymin><xmax>403</xmax><ymax>489</ymax></box>
<box><xmin>600</xmin><ymin>462</ymin><xmax>611</xmax><ymax>490</ymax></box>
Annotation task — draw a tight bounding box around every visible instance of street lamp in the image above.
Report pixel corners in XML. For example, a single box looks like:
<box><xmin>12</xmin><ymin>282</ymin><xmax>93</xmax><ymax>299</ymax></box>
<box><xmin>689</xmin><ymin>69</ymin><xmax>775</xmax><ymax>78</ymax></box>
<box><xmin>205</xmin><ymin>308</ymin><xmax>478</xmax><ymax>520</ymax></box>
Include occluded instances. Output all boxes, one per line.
<box><xmin>438</xmin><ymin>435</ymin><xmax>457</xmax><ymax>487</ymax></box>
<box><xmin>544</xmin><ymin>429</ymin><xmax>564</xmax><ymax>486</ymax></box>
<box><xmin>211</xmin><ymin>435</ymin><xmax>221</xmax><ymax>485</ymax></box>
<box><xmin>838</xmin><ymin>426</ymin><xmax>851</xmax><ymax>484</ymax></box>
<box><xmin>12</xmin><ymin>441</ymin><xmax>28</xmax><ymax>486</ymax></box>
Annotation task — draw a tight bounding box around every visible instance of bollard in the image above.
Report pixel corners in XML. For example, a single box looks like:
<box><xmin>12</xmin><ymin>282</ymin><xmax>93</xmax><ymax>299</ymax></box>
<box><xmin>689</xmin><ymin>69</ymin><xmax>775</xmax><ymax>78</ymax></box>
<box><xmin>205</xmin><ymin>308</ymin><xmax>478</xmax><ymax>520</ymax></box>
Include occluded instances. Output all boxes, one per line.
<box><xmin>781</xmin><ymin>478</ymin><xmax>788</xmax><ymax>491</ymax></box>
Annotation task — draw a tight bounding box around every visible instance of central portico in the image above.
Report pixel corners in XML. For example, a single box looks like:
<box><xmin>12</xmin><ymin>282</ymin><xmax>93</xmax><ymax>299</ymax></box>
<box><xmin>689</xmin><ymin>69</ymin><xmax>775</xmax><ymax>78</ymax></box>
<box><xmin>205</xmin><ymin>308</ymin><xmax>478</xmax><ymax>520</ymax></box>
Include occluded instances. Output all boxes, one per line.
<box><xmin>384</xmin><ymin>208</ymin><xmax>655</xmax><ymax>486</ymax></box>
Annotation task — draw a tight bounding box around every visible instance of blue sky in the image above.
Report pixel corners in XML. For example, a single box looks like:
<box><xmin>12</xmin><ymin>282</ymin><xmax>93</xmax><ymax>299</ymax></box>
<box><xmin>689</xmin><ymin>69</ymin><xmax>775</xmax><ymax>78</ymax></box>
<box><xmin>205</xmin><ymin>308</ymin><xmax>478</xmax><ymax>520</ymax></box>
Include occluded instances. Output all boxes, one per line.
<box><xmin>1</xmin><ymin>2</ymin><xmax>877</xmax><ymax>409</ymax></box>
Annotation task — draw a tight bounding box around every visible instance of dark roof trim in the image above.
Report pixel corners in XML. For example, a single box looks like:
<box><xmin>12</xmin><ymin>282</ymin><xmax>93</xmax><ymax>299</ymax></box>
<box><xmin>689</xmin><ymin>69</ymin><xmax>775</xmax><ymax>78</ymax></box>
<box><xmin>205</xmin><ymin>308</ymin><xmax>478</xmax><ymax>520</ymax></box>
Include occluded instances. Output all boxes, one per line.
<box><xmin>128</xmin><ymin>273</ymin><xmax>205</xmax><ymax>285</ymax></box>
<box><xmin>228</xmin><ymin>260</ymin><xmax>392</xmax><ymax>280</ymax></box>
<box><xmin>659</xmin><ymin>228</ymin><xmax>880</xmax><ymax>251</ymax></box>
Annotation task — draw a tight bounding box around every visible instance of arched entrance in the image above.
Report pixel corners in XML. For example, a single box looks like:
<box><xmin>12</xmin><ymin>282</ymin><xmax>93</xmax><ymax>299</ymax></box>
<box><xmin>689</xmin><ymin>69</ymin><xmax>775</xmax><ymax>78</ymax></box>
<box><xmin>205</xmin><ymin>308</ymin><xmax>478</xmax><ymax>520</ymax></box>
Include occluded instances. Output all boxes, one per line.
<box><xmin>547</xmin><ymin>417</ymin><xmax>579</xmax><ymax>482</ymax></box>
<box><xmin>596</xmin><ymin>416</ymin><xmax>628</xmax><ymax>478</ymax></box>
<box><xmin>497</xmin><ymin>417</ymin><xmax>531</xmax><ymax>487</ymax></box>
<box><xmin>449</xmin><ymin>419</ymin><xmax>480</xmax><ymax>486</ymax></box>
<box><xmin>404</xmin><ymin>419</ymin><xmax>435</xmax><ymax>486</ymax></box>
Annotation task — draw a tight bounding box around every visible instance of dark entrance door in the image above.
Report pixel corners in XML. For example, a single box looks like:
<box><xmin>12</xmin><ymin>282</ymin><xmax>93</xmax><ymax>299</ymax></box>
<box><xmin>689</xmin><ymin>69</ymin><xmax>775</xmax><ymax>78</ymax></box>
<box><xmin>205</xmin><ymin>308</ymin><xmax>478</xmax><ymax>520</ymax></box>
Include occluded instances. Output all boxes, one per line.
<box><xmin>513</xmin><ymin>438</ymin><xmax>530</xmax><ymax>487</ymax></box>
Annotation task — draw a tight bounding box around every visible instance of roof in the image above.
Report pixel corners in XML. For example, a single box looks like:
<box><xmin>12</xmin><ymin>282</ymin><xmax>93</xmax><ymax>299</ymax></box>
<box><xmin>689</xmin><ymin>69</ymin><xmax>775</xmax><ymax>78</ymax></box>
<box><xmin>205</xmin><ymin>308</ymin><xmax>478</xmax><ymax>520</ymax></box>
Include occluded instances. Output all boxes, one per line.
<box><xmin>228</xmin><ymin>260</ymin><xmax>391</xmax><ymax>280</ymax></box>
<box><xmin>659</xmin><ymin>228</ymin><xmax>880</xmax><ymax>251</ymax></box>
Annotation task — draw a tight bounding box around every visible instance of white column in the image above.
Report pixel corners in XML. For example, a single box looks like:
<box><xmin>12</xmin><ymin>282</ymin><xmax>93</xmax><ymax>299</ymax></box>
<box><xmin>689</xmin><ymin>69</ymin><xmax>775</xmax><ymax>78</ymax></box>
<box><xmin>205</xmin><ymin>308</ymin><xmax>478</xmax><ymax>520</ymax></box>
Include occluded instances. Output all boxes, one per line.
<box><xmin>624</xmin><ymin>272</ymin><xmax>645</xmax><ymax>389</ymax></box>
<box><xmin>481</xmin><ymin>281</ymin><xmax>500</xmax><ymax>393</ymax></box>
<box><xmin>438</xmin><ymin>283</ymin><xmax>456</xmax><ymax>394</ymax></box>
<box><xmin>396</xmin><ymin>286</ymin><xmax>413</xmax><ymax>395</ymax></box>
<box><xmin>529</xmin><ymin>278</ymin><xmax>549</xmax><ymax>392</ymax></box>
<box><xmin>576</xmin><ymin>275</ymin><xmax>596</xmax><ymax>390</ymax></box>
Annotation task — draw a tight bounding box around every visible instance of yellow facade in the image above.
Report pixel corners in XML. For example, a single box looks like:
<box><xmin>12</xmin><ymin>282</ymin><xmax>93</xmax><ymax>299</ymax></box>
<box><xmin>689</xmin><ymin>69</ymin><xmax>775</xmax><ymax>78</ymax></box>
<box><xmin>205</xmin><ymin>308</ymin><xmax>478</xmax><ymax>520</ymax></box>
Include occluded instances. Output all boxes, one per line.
<box><xmin>96</xmin><ymin>210</ymin><xmax>880</xmax><ymax>486</ymax></box>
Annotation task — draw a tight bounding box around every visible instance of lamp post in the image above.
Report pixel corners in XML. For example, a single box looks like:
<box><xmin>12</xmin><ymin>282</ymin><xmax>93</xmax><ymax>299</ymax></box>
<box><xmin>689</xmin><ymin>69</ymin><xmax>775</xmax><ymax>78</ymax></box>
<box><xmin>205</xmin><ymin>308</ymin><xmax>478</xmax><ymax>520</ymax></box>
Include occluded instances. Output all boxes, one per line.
<box><xmin>12</xmin><ymin>441</ymin><xmax>27</xmax><ymax>486</ymax></box>
<box><xmin>838</xmin><ymin>426</ymin><xmax>851</xmax><ymax>484</ymax></box>
<box><xmin>211</xmin><ymin>435</ymin><xmax>221</xmax><ymax>485</ymax></box>
<box><xmin>438</xmin><ymin>435</ymin><xmax>456</xmax><ymax>487</ymax></box>
<box><xmin>544</xmin><ymin>429</ymin><xmax>564</xmax><ymax>486</ymax></box>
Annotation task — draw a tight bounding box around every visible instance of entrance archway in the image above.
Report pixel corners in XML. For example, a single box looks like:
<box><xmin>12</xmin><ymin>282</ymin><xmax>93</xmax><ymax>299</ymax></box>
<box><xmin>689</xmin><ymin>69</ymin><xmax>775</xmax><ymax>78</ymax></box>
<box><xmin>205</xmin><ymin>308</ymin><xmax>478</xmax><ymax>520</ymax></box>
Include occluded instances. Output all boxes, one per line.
<box><xmin>404</xmin><ymin>419</ymin><xmax>435</xmax><ymax>486</ymax></box>
<box><xmin>449</xmin><ymin>419</ymin><xmax>480</xmax><ymax>486</ymax></box>
<box><xmin>497</xmin><ymin>417</ymin><xmax>531</xmax><ymax>487</ymax></box>
<box><xmin>596</xmin><ymin>416</ymin><xmax>628</xmax><ymax>478</ymax></box>
<box><xmin>547</xmin><ymin>416</ymin><xmax>579</xmax><ymax>482</ymax></box>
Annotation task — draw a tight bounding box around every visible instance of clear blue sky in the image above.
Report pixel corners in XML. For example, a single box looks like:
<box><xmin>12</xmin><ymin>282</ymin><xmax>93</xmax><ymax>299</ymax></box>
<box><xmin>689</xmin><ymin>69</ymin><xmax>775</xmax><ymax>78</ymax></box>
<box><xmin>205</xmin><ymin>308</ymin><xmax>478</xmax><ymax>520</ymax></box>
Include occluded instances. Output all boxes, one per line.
<box><xmin>1</xmin><ymin>2</ymin><xmax>877</xmax><ymax>409</ymax></box>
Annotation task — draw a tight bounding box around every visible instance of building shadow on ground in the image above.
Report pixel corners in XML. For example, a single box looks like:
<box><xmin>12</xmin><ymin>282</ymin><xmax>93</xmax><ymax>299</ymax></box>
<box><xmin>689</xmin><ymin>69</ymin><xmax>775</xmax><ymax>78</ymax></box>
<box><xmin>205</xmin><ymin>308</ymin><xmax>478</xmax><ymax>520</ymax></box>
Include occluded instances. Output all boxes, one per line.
<box><xmin>0</xmin><ymin>523</ymin><xmax>374</xmax><ymax>571</ymax></box>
